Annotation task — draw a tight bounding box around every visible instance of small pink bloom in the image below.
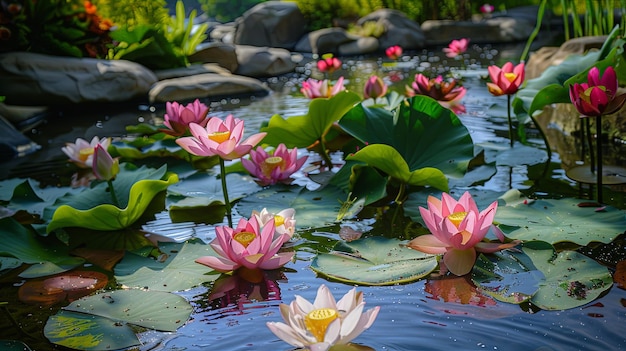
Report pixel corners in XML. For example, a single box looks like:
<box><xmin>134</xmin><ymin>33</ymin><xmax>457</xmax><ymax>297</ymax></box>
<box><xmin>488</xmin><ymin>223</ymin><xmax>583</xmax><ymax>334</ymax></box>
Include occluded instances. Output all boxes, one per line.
<box><xmin>161</xmin><ymin>99</ymin><xmax>209</xmax><ymax>136</ymax></box>
<box><xmin>176</xmin><ymin>115</ymin><xmax>266</xmax><ymax>160</ymax></box>
<box><xmin>363</xmin><ymin>75</ymin><xmax>388</xmax><ymax>99</ymax></box>
<box><xmin>406</xmin><ymin>74</ymin><xmax>466</xmax><ymax>111</ymax></box>
<box><xmin>486</xmin><ymin>62</ymin><xmax>525</xmax><ymax>96</ymax></box>
<box><xmin>242</xmin><ymin>144</ymin><xmax>307</xmax><ymax>186</ymax></box>
<box><xmin>62</xmin><ymin>136</ymin><xmax>111</xmax><ymax>168</ymax></box>
<box><xmin>480</xmin><ymin>3</ymin><xmax>495</xmax><ymax>14</ymax></box>
<box><xmin>195</xmin><ymin>216</ymin><xmax>293</xmax><ymax>272</ymax></box>
<box><xmin>569</xmin><ymin>66</ymin><xmax>626</xmax><ymax>118</ymax></box>
<box><xmin>385</xmin><ymin>45</ymin><xmax>403</xmax><ymax>60</ymax></box>
<box><xmin>407</xmin><ymin>191</ymin><xmax>520</xmax><ymax>276</ymax></box>
<box><xmin>92</xmin><ymin>144</ymin><xmax>120</xmax><ymax>181</ymax></box>
<box><xmin>251</xmin><ymin>207</ymin><xmax>297</xmax><ymax>238</ymax></box>
<box><xmin>301</xmin><ymin>77</ymin><xmax>346</xmax><ymax>99</ymax></box>
<box><xmin>317</xmin><ymin>56</ymin><xmax>342</xmax><ymax>73</ymax></box>
<box><xmin>443</xmin><ymin>38</ymin><xmax>469</xmax><ymax>58</ymax></box>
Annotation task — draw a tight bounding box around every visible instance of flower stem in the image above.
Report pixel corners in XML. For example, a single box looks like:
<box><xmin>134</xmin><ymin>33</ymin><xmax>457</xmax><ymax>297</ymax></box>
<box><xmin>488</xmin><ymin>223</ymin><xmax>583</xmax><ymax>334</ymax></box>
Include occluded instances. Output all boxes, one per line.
<box><xmin>528</xmin><ymin>114</ymin><xmax>552</xmax><ymax>162</ymax></box>
<box><xmin>586</xmin><ymin>117</ymin><xmax>595</xmax><ymax>174</ymax></box>
<box><xmin>318</xmin><ymin>137</ymin><xmax>333</xmax><ymax>170</ymax></box>
<box><xmin>595</xmin><ymin>115</ymin><xmax>603</xmax><ymax>204</ymax></box>
<box><xmin>219</xmin><ymin>158</ymin><xmax>233</xmax><ymax>227</ymax></box>
<box><xmin>107</xmin><ymin>179</ymin><xmax>120</xmax><ymax>207</ymax></box>
<box><xmin>507</xmin><ymin>94</ymin><xmax>514</xmax><ymax>147</ymax></box>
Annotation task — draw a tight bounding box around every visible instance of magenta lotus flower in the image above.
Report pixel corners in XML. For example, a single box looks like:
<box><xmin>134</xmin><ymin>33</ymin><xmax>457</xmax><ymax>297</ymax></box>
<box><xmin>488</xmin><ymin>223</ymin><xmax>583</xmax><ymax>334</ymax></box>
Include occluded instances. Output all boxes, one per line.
<box><xmin>569</xmin><ymin>66</ymin><xmax>626</xmax><ymax>118</ymax></box>
<box><xmin>301</xmin><ymin>77</ymin><xmax>346</xmax><ymax>99</ymax></box>
<box><xmin>62</xmin><ymin>136</ymin><xmax>111</xmax><ymax>168</ymax></box>
<box><xmin>407</xmin><ymin>191</ymin><xmax>520</xmax><ymax>276</ymax></box>
<box><xmin>195</xmin><ymin>216</ymin><xmax>293</xmax><ymax>272</ymax></box>
<box><xmin>242</xmin><ymin>144</ymin><xmax>307</xmax><ymax>186</ymax></box>
<box><xmin>486</xmin><ymin>62</ymin><xmax>525</xmax><ymax>96</ymax></box>
<box><xmin>443</xmin><ymin>38</ymin><xmax>469</xmax><ymax>58</ymax></box>
<box><xmin>92</xmin><ymin>144</ymin><xmax>119</xmax><ymax>181</ymax></box>
<box><xmin>480</xmin><ymin>3</ymin><xmax>495</xmax><ymax>14</ymax></box>
<box><xmin>406</xmin><ymin>74</ymin><xmax>466</xmax><ymax>110</ymax></box>
<box><xmin>251</xmin><ymin>207</ymin><xmax>296</xmax><ymax>238</ymax></box>
<box><xmin>266</xmin><ymin>284</ymin><xmax>380</xmax><ymax>351</ymax></box>
<box><xmin>363</xmin><ymin>75</ymin><xmax>388</xmax><ymax>99</ymax></box>
<box><xmin>385</xmin><ymin>45</ymin><xmax>403</xmax><ymax>60</ymax></box>
<box><xmin>317</xmin><ymin>56</ymin><xmax>342</xmax><ymax>74</ymax></box>
<box><xmin>161</xmin><ymin>99</ymin><xmax>209</xmax><ymax>136</ymax></box>
<box><xmin>175</xmin><ymin>114</ymin><xmax>266</xmax><ymax>161</ymax></box>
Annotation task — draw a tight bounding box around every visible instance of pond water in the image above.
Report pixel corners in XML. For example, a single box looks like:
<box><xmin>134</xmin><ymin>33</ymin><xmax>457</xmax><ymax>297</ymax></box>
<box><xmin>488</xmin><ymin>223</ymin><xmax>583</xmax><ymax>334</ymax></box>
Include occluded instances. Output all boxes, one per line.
<box><xmin>1</xmin><ymin>42</ymin><xmax>626</xmax><ymax>351</ymax></box>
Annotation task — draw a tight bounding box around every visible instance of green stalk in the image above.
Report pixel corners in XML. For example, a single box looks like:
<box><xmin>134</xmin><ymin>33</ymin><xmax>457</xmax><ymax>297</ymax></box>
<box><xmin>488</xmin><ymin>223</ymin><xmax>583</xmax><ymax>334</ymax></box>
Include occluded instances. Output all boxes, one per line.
<box><xmin>529</xmin><ymin>113</ymin><xmax>552</xmax><ymax>162</ymax></box>
<box><xmin>596</xmin><ymin>115</ymin><xmax>604</xmax><ymax>204</ymax></box>
<box><xmin>519</xmin><ymin>0</ymin><xmax>548</xmax><ymax>62</ymax></box>
<box><xmin>219</xmin><ymin>158</ymin><xmax>233</xmax><ymax>227</ymax></box>
<box><xmin>507</xmin><ymin>94</ymin><xmax>514</xmax><ymax>147</ymax></box>
<box><xmin>570</xmin><ymin>0</ymin><xmax>583</xmax><ymax>37</ymax></box>
<box><xmin>107</xmin><ymin>179</ymin><xmax>120</xmax><ymax>208</ymax></box>
<box><xmin>318</xmin><ymin>136</ymin><xmax>333</xmax><ymax>170</ymax></box>
<box><xmin>560</xmin><ymin>0</ymin><xmax>571</xmax><ymax>40</ymax></box>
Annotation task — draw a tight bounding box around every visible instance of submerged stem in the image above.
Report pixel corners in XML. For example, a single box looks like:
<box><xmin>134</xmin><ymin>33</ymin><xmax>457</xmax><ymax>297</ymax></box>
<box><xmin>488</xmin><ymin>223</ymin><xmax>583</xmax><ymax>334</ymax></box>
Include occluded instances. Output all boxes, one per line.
<box><xmin>596</xmin><ymin>115</ymin><xmax>603</xmax><ymax>204</ymax></box>
<box><xmin>507</xmin><ymin>94</ymin><xmax>514</xmax><ymax>147</ymax></box>
<box><xmin>219</xmin><ymin>158</ymin><xmax>233</xmax><ymax>227</ymax></box>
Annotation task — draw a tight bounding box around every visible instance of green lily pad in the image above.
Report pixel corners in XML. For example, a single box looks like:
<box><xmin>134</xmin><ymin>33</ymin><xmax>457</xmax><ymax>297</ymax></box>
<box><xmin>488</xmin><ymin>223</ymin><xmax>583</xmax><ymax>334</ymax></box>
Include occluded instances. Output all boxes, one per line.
<box><xmin>235</xmin><ymin>184</ymin><xmax>345</xmax><ymax>230</ymax></box>
<box><xmin>45</xmin><ymin>289</ymin><xmax>192</xmax><ymax>350</ymax></box>
<box><xmin>167</xmin><ymin>172</ymin><xmax>260</xmax><ymax>204</ymax></box>
<box><xmin>46</xmin><ymin>165</ymin><xmax>178</xmax><ymax>233</ymax></box>
<box><xmin>311</xmin><ymin>236</ymin><xmax>438</xmax><ymax>286</ymax></box>
<box><xmin>473</xmin><ymin>241</ymin><xmax>613</xmax><ymax>310</ymax></box>
<box><xmin>0</xmin><ymin>217</ymin><xmax>84</xmax><ymax>278</ymax></box>
<box><xmin>495</xmin><ymin>197</ymin><xmax>626</xmax><ymax>245</ymax></box>
<box><xmin>2</xmin><ymin>178</ymin><xmax>80</xmax><ymax>216</ymax></box>
<box><xmin>261</xmin><ymin>91</ymin><xmax>361</xmax><ymax>148</ymax></box>
<box><xmin>115</xmin><ymin>240</ymin><xmax>219</xmax><ymax>292</ymax></box>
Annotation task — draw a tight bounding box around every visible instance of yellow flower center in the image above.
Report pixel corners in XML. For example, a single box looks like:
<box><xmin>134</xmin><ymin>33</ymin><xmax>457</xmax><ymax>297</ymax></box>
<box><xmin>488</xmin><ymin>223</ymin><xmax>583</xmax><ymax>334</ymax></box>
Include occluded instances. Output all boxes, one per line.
<box><xmin>261</xmin><ymin>156</ymin><xmax>285</xmax><ymax>177</ymax></box>
<box><xmin>233</xmin><ymin>231</ymin><xmax>256</xmax><ymax>248</ymax></box>
<box><xmin>447</xmin><ymin>211</ymin><xmax>468</xmax><ymax>228</ymax></box>
<box><xmin>305</xmin><ymin>308</ymin><xmax>338</xmax><ymax>342</ymax></box>
<box><xmin>78</xmin><ymin>147</ymin><xmax>95</xmax><ymax>162</ymax></box>
<box><xmin>274</xmin><ymin>215</ymin><xmax>285</xmax><ymax>227</ymax></box>
<box><xmin>209</xmin><ymin>131</ymin><xmax>231</xmax><ymax>143</ymax></box>
<box><xmin>504</xmin><ymin>72</ymin><xmax>517</xmax><ymax>82</ymax></box>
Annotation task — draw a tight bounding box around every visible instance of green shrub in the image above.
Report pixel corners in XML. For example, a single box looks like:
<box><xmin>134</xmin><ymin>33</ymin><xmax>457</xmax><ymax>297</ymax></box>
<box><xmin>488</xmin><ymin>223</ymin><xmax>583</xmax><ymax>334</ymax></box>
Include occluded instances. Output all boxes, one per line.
<box><xmin>94</xmin><ymin>0</ymin><xmax>170</xmax><ymax>30</ymax></box>
<box><xmin>199</xmin><ymin>0</ymin><xmax>267</xmax><ymax>22</ymax></box>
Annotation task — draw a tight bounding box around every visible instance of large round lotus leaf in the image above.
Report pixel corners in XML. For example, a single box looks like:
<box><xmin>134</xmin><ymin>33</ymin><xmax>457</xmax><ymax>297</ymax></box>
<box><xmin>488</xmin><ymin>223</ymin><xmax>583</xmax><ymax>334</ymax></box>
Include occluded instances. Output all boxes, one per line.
<box><xmin>62</xmin><ymin>289</ymin><xmax>192</xmax><ymax>331</ymax></box>
<box><xmin>473</xmin><ymin>241</ymin><xmax>613</xmax><ymax>310</ymax></box>
<box><xmin>495</xmin><ymin>197</ymin><xmax>626</xmax><ymax>245</ymax></box>
<box><xmin>311</xmin><ymin>236</ymin><xmax>438</xmax><ymax>286</ymax></box>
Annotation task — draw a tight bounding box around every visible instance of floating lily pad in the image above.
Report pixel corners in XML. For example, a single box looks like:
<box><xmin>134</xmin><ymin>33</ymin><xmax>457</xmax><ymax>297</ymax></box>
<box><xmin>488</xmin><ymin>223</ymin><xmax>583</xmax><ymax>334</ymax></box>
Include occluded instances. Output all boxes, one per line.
<box><xmin>167</xmin><ymin>171</ymin><xmax>260</xmax><ymax>205</ymax></box>
<box><xmin>45</xmin><ymin>289</ymin><xmax>192</xmax><ymax>350</ymax></box>
<box><xmin>495</xmin><ymin>197</ymin><xmax>626</xmax><ymax>245</ymax></box>
<box><xmin>473</xmin><ymin>241</ymin><xmax>613</xmax><ymax>310</ymax></box>
<box><xmin>311</xmin><ymin>236</ymin><xmax>438</xmax><ymax>286</ymax></box>
<box><xmin>115</xmin><ymin>240</ymin><xmax>218</xmax><ymax>292</ymax></box>
<box><xmin>235</xmin><ymin>184</ymin><xmax>345</xmax><ymax>230</ymax></box>
<box><xmin>46</xmin><ymin>165</ymin><xmax>178</xmax><ymax>233</ymax></box>
<box><xmin>2</xmin><ymin>178</ymin><xmax>80</xmax><ymax>216</ymax></box>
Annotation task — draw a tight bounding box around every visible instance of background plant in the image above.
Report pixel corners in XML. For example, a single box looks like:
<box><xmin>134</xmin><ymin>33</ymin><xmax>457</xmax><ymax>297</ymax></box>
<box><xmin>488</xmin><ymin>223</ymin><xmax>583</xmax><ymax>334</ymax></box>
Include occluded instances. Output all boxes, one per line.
<box><xmin>199</xmin><ymin>0</ymin><xmax>267</xmax><ymax>22</ymax></box>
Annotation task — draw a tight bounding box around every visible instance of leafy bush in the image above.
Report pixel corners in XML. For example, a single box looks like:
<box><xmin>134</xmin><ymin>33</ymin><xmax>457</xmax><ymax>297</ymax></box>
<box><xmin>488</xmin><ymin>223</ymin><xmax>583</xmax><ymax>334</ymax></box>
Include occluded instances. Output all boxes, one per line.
<box><xmin>93</xmin><ymin>0</ymin><xmax>170</xmax><ymax>30</ymax></box>
<box><xmin>199</xmin><ymin>0</ymin><xmax>267</xmax><ymax>22</ymax></box>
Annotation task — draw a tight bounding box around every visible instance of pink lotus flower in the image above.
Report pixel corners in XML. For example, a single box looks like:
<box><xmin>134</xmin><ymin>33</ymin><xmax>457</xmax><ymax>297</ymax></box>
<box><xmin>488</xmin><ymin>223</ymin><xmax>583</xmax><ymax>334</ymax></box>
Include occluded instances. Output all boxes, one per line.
<box><xmin>251</xmin><ymin>207</ymin><xmax>296</xmax><ymax>238</ymax></box>
<box><xmin>406</xmin><ymin>74</ymin><xmax>466</xmax><ymax>112</ymax></box>
<box><xmin>195</xmin><ymin>216</ymin><xmax>293</xmax><ymax>272</ymax></box>
<box><xmin>175</xmin><ymin>114</ymin><xmax>266</xmax><ymax>161</ymax></box>
<box><xmin>242</xmin><ymin>144</ymin><xmax>308</xmax><ymax>186</ymax></box>
<box><xmin>62</xmin><ymin>136</ymin><xmax>111</xmax><ymax>168</ymax></box>
<box><xmin>480</xmin><ymin>3</ymin><xmax>495</xmax><ymax>14</ymax></box>
<box><xmin>92</xmin><ymin>144</ymin><xmax>120</xmax><ymax>181</ymax></box>
<box><xmin>486</xmin><ymin>62</ymin><xmax>525</xmax><ymax>96</ymax></box>
<box><xmin>266</xmin><ymin>284</ymin><xmax>380</xmax><ymax>351</ymax></box>
<box><xmin>569</xmin><ymin>66</ymin><xmax>626</xmax><ymax>118</ymax></box>
<box><xmin>443</xmin><ymin>38</ymin><xmax>469</xmax><ymax>58</ymax></box>
<box><xmin>363</xmin><ymin>75</ymin><xmax>388</xmax><ymax>99</ymax></box>
<box><xmin>407</xmin><ymin>191</ymin><xmax>520</xmax><ymax>276</ymax></box>
<box><xmin>317</xmin><ymin>56</ymin><xmax>342</xmax><ymax>74</ymax></box>
<box><xmin>385</xmin><ymin>45</ymin><xmax>403</xmax><ymax>60</ymax></box>
<box><xmin>161</xmin><ymin>99</ymin><xmax>209</xmax><ymax>136</ymax></box>
<box><xmin>301</xmin><ymin>77</ymin><xmax>346</xmax><ymax>99</ymax></box>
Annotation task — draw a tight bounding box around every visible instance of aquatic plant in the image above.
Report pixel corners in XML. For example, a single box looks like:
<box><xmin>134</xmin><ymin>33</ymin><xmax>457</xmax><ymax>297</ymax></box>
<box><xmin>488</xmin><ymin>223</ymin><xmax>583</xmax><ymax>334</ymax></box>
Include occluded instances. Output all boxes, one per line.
<box><xmin>242</xmin><ymin>144</ymin><xmax>308</xmax><ymax>186</ymax></box>
<box><xmin>160</xmin><ymin>99</ymin><xmax>210</xmax><ymax>136</ymax></box>
<box><xmin>443</xmin><ymin>38</ymin><xmax>469</xmax><ymax>58</ymax></box>
<box><xmin>301</xmin><ymin>77</ymin><xmax>346</xmax><ymax>99</ymax></box>
<box><xmin>385</xmin><ymin>45</ymin><xmax>403</xmax><ymax>60</ymax></box>
<box><xmin>486</xmin><ymin>61</ymin><xmax>525</xmax><ymax>147</ymax></box>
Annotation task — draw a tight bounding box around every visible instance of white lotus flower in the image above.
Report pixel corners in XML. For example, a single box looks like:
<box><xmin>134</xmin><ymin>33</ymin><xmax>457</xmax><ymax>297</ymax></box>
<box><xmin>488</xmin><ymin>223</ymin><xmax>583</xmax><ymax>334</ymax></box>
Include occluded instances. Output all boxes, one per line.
<box><xmin>252</xmin><ymin>207</ymin><xmax>296</xmax><ymax>239</ymax></box>
<box><xmin>267</xmin><ymin>284</ymin><xmax>380</xmax><ymax>351</ymax></box>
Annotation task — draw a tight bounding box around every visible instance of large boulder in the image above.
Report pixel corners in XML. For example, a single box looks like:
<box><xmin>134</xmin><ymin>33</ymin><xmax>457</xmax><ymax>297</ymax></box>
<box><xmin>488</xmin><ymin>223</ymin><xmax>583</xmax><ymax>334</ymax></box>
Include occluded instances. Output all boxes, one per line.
<box><xmin>233</xmin><ymin>1</ymin><xmax>307</xmax><ymax>50</ymax></box>
<box><xmin>149</xmin><ymin>73</ymin><xmax>271</xmax><ymax>103</ymax></box>
<box><xmin>525</xmin><ymin>36</ymin><xmax>607</xmax><ymax>80</ymax></box>
<box><xmin>234</xmin><ymin>45</ymin><xmax>296</xmax><ymax>77</ymax></box>
<box><xmin>357</xmin><ymin>9</ymin><xmax>425</xmax><ymax>50</ymax></box>
<box><xmin>421</xmin><ymin>17</ymin><xmax>534</xmax><ymax>46</ymax></box>
<box><xmin>189</xmin><ymin>42</ymin><xmax>239</xmax><ymax>72</ymax></box>
<box><xmin>0</xmin><ymin>52</ymin><xmax>157</xmax><ymax>105</ymax></box>
<box><xmin>295</xmin><ymin>27</ymin><xmax>361</xmax><ymax>55</ymax></box>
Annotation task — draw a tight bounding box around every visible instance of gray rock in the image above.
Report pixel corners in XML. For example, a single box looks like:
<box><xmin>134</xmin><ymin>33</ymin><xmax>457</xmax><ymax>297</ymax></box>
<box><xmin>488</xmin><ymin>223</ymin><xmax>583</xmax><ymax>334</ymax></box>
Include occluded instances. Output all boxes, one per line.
<box><xmin>234</xmin><ymin>45</ymin><xmax>296</xmax><ymax>77</ymax></box>
<box><xmin>149</xmin><ymin>73</ymin><xmax>271</xmax><ymax>103</ymax></box>
<box><xmin>189</xmin><ymin>42</ymin><xmax>239</xmax><ymax>72</ymax></box>
<box><xmin>234</xmin><ymin>1</ymin><xmax>307</xmax><ymax>50</ymax></box>
<box><xmin>295</xmin><ymin>27</ymin><xmax>361</xmax><ymax>55</ymax></box>
<box><xmin>0</xmin><ymin>52</ymin><xmax>157</xmax><ymax>105</ymax></box>
<box><xmin>421</xmin><ymin>17</ymin><xmax>534</xmax><ymax>46</ymax></box>
<box><xmin>525</xmin><ymin>36</ymin><xmax>607</xmax><ymax>80</ymax></box>
<box><xmin>153</xmin><ymin>63</ymin><xmax>232</xmax><ymax>81</ymax></box>
<box><xmin>357</xmin><ymin>9</ymin><xmax>425</xmax><ymax>50</ymax></box>
<box><xmin>338</xmin><ymin>37</ymin><xmax>379</xmax><ymax>56</ymax></box>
